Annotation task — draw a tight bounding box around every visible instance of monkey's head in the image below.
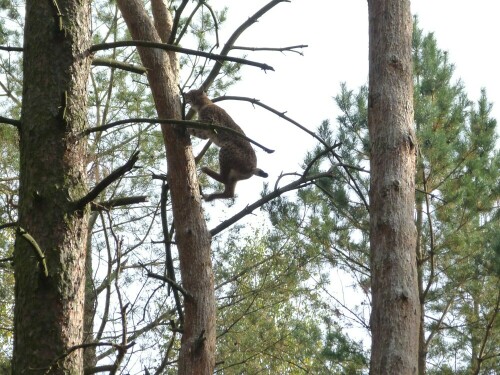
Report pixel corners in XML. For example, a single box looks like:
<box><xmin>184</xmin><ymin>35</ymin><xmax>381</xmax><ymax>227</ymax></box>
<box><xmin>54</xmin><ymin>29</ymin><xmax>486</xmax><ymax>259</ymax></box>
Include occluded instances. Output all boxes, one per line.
<box><xmin>183</xmin><ymin>88</ymin><xmax>211</xmax><ymax>112</ymax></box>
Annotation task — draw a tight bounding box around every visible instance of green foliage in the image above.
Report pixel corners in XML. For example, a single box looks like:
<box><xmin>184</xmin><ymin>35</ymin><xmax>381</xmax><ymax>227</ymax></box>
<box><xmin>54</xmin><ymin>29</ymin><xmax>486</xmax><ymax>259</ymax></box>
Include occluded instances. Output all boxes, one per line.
<box><xmin>213</xmin><ymin>228</ymin><xmax>367</xmax><ymax>373</ymax></box>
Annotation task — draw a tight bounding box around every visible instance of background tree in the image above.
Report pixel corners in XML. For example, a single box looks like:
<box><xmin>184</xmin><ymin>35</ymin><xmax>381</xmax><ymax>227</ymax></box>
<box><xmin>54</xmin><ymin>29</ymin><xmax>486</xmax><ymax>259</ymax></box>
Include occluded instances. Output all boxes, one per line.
<box><xmin>277</xmin><ymin>19</ymin><xmax>499</xmax><ymax>375</ymax></box>
<box><xmin>367</xmin><ymin>0</ymin><xmax>420</xmax><ymax>372</ymax></box>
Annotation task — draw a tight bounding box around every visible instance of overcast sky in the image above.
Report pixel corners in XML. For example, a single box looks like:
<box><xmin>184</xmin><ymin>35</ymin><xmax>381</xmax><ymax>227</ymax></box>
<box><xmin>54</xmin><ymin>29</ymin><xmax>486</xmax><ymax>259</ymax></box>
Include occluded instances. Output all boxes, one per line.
<box><xmin>195</xmin><ymin>0</ymin><xmax>499</xmax><ymax>210</ymax></box>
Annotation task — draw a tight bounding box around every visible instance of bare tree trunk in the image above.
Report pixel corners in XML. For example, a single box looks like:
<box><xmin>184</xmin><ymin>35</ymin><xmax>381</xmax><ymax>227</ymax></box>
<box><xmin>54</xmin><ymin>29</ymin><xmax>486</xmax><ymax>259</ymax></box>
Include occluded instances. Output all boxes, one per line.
<box><xmin>367</xmin><ymin>0</ymin><xmax>420</xmax><ymax>374</ymax></box>
<box><xmin>115</xmin><ymin>1</ymin><xmax>216</xmax><ymax>373</ymax></box>
<box><xmin>13</xmin><ymin>0</ymin><xmax>92</xmax><ymax>373</ymax></box>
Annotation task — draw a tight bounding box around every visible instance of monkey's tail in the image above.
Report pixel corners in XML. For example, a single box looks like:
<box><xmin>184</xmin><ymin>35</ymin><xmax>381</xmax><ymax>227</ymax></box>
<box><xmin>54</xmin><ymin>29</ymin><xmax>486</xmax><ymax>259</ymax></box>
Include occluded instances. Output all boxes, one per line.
<box><xmin>254</xmin><ymin>168</ymin><xmax>268</xmax><ymax>178</ymax></box>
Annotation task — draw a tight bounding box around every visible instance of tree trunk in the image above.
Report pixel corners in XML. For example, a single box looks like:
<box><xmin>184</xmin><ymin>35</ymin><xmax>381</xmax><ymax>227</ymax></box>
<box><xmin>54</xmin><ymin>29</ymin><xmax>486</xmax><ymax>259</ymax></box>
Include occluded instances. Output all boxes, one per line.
<box><xmin>13</xmin><ymin>0</ymin><xmax>92</xmax><ymax>373</ymax></box>
<box><xmin>115</xmin><ymin>1</ymin><xmax>216</xmax><ymax>374</ymax></box>
<box><xmin>367</xmin><ymin>0</ymin><xmax>420</xmax><ymax>374</ymax></box>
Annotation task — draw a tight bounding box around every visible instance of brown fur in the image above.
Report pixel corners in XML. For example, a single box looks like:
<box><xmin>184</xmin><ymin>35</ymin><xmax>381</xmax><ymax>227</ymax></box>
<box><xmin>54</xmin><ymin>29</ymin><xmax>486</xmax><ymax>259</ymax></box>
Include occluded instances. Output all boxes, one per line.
<box><xmin>184</xmin><ymin>88</ymin><xmax>268</xmax><ymax>201</ymax></box>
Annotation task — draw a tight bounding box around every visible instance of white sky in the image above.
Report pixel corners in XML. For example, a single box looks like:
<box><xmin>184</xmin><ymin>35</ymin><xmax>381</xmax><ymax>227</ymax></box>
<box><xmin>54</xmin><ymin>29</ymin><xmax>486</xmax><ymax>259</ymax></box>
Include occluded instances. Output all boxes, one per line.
<box><xmin>200</xmin><ymin>0</ymin><xmax>499</xmax><ymax>209</ymax></box>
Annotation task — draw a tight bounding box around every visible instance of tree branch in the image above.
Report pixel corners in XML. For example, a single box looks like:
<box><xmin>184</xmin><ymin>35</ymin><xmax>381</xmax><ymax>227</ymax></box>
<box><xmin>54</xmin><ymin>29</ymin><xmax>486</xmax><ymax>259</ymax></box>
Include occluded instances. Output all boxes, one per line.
<box><xmin>16</xmin><ymin>227</ymin><xmax>49</xmax><ymax>277</ymax></box>
<box><xmin>43</xmin><ymin>341</ymin><xmax>136</xmax><ymax>375</ymax></box>
<box><xmin>201</xmin><ymin>0</ymin><xmax>290</xmax><ymax>89</ymax></box>
<box><xmin>90</xmin><ymin>195</ymin><xmax>148</xmax><ymax>211</ymax></box>
<box><xmin>84</xmin><ymin>118</ymin><xmax>274</xmax><ymax>154</ymax></box>
<box><xmin>0</xmin><ymin>45</ymin><xmax>23</xmax><ymax>52</ymax></box>
<box><xmin>209</xmin><ymin>143</ymin><xmax>342</xmax><ymax>236</ymax></box>
<box><xmin>145</xmin><ymin>269</ymin><xmax>192</xmax><ymax>300</ymax></box>
<box><xmin>213</xmin><ymin>95</ymin><xmax>370</xmax><ymax>210</ymax></box>
<box><xmin>231</xmin><ymin>44</ymin><xmax>308</xmax><ymax>55</ymax></box>
<box><xmin>167</xmin><ymin>0</ymin><xmax>189</xmax><ymax>45</ymax></box>
<box><xmin>210</xmin><ymin>168</ymin><xmax>342</xmax><ymax>237</ymax></box>
<box><xmin>90</xmin><ymin>40</ymin><xmax>274</xmax><ymax>72</ymax></box>
<box><xmin>0</xmin><ymin>115</ymin><xmax>21</xmax><ymax>128</ymax></box>
<box><xmin>91</xmin><ymin>58</ymin><xmax>146</xmax><ymax>75</ymax></box>
<box><xmin>75</xmin><ymin>151</ymin><xmax>140</xmax><ymax>210</ymax></box>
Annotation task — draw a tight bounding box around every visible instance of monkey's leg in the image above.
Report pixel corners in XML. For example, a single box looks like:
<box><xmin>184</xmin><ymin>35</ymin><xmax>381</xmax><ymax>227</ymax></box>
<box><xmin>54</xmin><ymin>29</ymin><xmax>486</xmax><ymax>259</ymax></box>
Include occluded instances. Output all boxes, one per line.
<box><xmin>201</xmin><ymin>167</ymin><xmax>225</xmax><ymax>183</ymax></box>
<box><xmin>201</xmin><ymin>167</ymin><xmax>237</xmax><ymax>201</ymax></box>
<box><xmin>203</xmin><ymin>180</ymin><xmax>237</xmax><ymax>201</ymax></box>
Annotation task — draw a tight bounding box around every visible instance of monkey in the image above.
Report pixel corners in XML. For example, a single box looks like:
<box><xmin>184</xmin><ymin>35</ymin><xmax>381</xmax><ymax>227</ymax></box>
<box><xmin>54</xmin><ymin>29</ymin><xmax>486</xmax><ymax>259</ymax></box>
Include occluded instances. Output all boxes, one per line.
<box><xmin>183</xmin><ymin>88</ymin><xmax>268</xmax><ymax>201</ymax></box>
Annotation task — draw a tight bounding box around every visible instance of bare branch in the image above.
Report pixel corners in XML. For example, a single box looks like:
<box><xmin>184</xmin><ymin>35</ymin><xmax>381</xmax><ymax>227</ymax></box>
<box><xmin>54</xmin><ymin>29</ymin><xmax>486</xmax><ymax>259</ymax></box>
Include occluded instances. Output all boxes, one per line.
<box><xmin>90</xmin><ymin>195</ymin><xmax>148</xmax><ymax>211</ymax></box>
<box><xmin>43</xmin><ymin>341</ymin><xmax>136</xmax><ymax>375</ymax></box>
<box><xmin>0</xmin><ymin>222</ymin><xmax>17</xmax><ymax>230</ymax></box>
<box><xmin>145</xmin><ymin>269</ymin><xmax>192</xmax><ymax>300</ymax></box>
<box><xmin>0</xmin><ymin>115</ymin><xmax>21</xmax><ymax>128</ymax></box>
<box><xmin>17</xmin><ymin>227</ymin><xmax>49</xmax><ymax>278</ymax></box>
<box><xmin>84</xmin><ymin>118</ymin><xmax>274</xmax><ymax>154</ymax></box>
<box><xmin>201</xmin><ymin>0</ymin><xmax>290</xmax><ymax>89</ymax></box>
<box><xmin>174</xmin><ymin>2</ymin><xmax>204</xmax><ymax>46</ymax></box>
<box><xmin>210</xmin><ymin>167</ymin><xmax>343</xmax><ymax>237</ymax></box>
<box><xmin>213</xmin><ymin>95</ymin><xmax>370</xmax><ymax>210</ymax></box>
<box><xmin>90</xmin><ymin>40</ymin><xmax>274</xmax><ymax>71</ymax></box>
<box><xmin>0</xmin><ymin>45</ymin><xmax>23</xmax><ymax>52</ymax></box>
<box><xmin>75</xmin><ymin>151</ymin><xmax>140</xmax><ymax>210</ymax></box>
<box><xmin>92</xmin><ymin>58</ymin><xmax>146</xmax><ymax>75</ymax></box>
<box><xmin>167</xmin><ymin>0</ymin><xmax>189</xmax><ymax>45</ymax></box>
<box><xmin>231</xmin><ymin>44</ymin><xmax>308</xmax><ymax>55</ymax></box>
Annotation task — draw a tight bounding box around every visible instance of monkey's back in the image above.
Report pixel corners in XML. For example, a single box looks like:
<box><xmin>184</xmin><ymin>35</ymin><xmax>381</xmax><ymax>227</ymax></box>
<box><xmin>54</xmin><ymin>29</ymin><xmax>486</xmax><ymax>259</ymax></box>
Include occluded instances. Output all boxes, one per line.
<box><xmin>198</xmin><ymin>104</ymin><xmax>254</xmax><ymax>152</ymax></box>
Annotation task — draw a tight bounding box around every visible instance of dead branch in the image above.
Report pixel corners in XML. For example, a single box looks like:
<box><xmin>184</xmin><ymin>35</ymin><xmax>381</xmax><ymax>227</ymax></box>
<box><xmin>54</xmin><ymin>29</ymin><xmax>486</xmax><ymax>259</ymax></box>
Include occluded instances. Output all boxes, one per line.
<box><xmin>210</xmin><ymin>144</ymin><xmax>343</xmax><ymax>237</ymax></box>
<box><xmin>0</xmin><ymin>45</ymin><xmax>23</xmax><ymax>52</ymax></box>
<box><xmin>0</xmin><ymin>115</ymin><xmax>21</xmax><ymax>128</ymax></box>
<box><xmin>84</xmin><ymin>118</ymin><xmax>274</xmax><ymax>154</ymax></box>
<box><xmin>90</xmin><ymin>40</ymin><xmax>274</xmax><ymax>72</ymax></box>
<box><xmin>201</xmin><ymin>0</ymin><xmax>290</xmax><ymax>89</ymax></box>
<box><xmin>92</xmin><ymin>58</ymin><xmax>147</xmax><ymax>75</ymax></box>
<box><xmin>231</xmin><ymin>44</ymin><xmax>308</xmax><ymax>55</ymax></box>
<box><xmin>75</xmin><ymin>150</ymin><xmax>140</xmax><ymax>210</ymax></box>
<box><xmin>213</xmin><ymin>95</ymin><xmax>370</xmax><ymax>209</ymax></box>
<box><xmin>90</xmin><ymin>195</ymin><xmax>148</xmax><ymax>211</ymax></box>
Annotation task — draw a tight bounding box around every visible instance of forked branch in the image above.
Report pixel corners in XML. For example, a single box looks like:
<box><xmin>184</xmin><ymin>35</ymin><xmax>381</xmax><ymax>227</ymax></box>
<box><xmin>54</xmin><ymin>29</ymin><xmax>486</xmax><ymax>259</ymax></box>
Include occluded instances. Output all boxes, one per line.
<box><xmin>209</xmin><ymin>143</ymin><xmax>343</xmax><ymax>236</ymax></box>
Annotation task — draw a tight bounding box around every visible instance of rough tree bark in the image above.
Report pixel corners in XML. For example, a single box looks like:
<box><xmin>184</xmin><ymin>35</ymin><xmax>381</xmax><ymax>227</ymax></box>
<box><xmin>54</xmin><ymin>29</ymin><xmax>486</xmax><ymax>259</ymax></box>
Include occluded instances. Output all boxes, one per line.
<box><xmin>115</xmin><ymin>1</ymin><xmax>216</xmax><ymax>373</ymax></box>
<box><xmin>367</xmin><ymin>0</ymin><xmax>420</xmax><ymax>374</ymax></box>
<box><xmin>13</xmin><ymin>0</ymin><xmax>92</xmax><ymax>373</ymax></box>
